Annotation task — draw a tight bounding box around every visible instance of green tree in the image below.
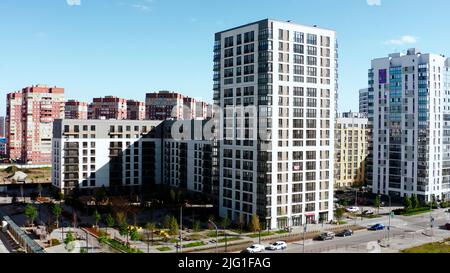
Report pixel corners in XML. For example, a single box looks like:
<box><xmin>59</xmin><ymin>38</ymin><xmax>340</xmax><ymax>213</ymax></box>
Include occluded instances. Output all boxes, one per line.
<box><xmin>169</xmin><ymin>216</ymin><xmax>179</xmax><ymax>236</ymax></box>
<box><xmin>129</xmin><ymin>227</ymin><xmax>140</xmax><ymax>241</ymax></box>
<box><xmin>93</xmin><ymin>210</ymin><xmax>101</xmax><ymax>229</ymax></box>
<box><xmin>193</xmin><ymin>221</ymin><xmax>201</xmax><ymax>232</ymax></box>
<box><xmin>119</xmin><ymin>223</ymin><xmax>128</xmax><ymax>237</ymax></box>
<box><xmin>24</xmin><ymin>203</ymin><xmax>38</xmax><ymax>227</ymax></box>
<box><xmin>220</xmin><ymin>217</ymin><xmax>231</xmax><ymax>230</ymax></box>
<box><xmin>51</xmin><ymin>203</ymin><xmax>62</xmax><ymax>228</ymax></box>
<box><xmin>334</xmin><ymin>208</ymin><xmax>345</xmax><ymax>224</ymax></box>
<box><xmin>374</xmin><ymin>195</ymin><xmax>381</xmax><ymax>215</ymax></box>
<box><xmin>249</xmin><ymin>213</ymin><xmax>261</xmax><ymax>232</ymax></box>
<box><xmin>163</xmin><ymin>215</ymin><xmax>172</xmax><ymax>229</ymax></box>
<box><xmin>94</xmin><ymin>186</ymin><xmax>108</xmax><ymax>205</ymax></box>
<box><xmin>169</xmin><ymin>189</ymin><xmax>176</xmax><ymax>203</ymax></box>
<box><xmin>403</xmin><ymin>195</ymin><xmax>412</xmax><ymax>211</ymax></box>
<box><xmin>37</xmin><ymin>183</ymin><xmax>43</xmax><ymax>198</ymax></box>
<box><xmin>431</xmin><ymin>195</ymin><xmax>438</xmax><ymax>209</ymax></box>
<box><xmin>64</xmin><ymin>231</ymin><xmax>75</xmax><ymax>245</ymax></box>
<box><xmin>105</xmin><ymin>214</ymin><xmax>115</xmax><ymax>237</ymax></box>
<box><xmin>145</xmin><ymin>222</ymin><xmax>156</xmax><ymax>252</ymax></box>
<box><xmin>411</xmin><ymin>194</ymin><xmax>419</xmax><ymax>209</ymax></box>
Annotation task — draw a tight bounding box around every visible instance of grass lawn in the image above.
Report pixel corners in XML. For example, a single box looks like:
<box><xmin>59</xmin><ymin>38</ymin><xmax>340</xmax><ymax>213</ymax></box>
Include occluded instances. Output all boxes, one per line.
<box><xmin>396</xmin><ymin>207</ymin><xmax>432</xmax><ymax>216</ymax></box>
<box><xmin>218</xmin><ymin>237</ymin><xmax>241</xmax><ymax>243</ymax></box>
<box><xmin>182</xmin><ymin>241</ymin><xmax>206</xmax><ymax>248</ymax></box>
<box><xmin>248</xmin><ymin>231</ymin><xmax>274</xmax><ymax>238</ymax></box>
<box><xmin>157</xmin><ymin>246</ymin><xmax>172</xmax><ymax>252</ymax></box>
<box><xmin>357</xmin><ymin>214</ymin><xmax>382</xmax><ymax>219</ymax></box>
<box><xmin>108</xmin><ymin>239</ymin><xmax>144</xmax><ymax>253</ymax></box>
<box><xmin>402</xmin><ymin>239</ymin><xmax>450</xmax><ymax>253</ymax></box>
<box><xmin>207</xmin><ymin>231</ymin><xmax>226</xmax><ymax>238</ymax></box>
<box><xmin>274</xmin><ymin>230</ymin><xmax>289</xmax><ymax>234</ymax></box>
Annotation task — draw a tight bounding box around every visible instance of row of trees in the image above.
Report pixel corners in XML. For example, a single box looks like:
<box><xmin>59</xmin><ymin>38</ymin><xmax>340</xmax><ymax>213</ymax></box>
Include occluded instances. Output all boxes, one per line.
<box><xmin>24</xmin><ymin>202</ymin><xmax>62</xmax><ymax>228</ymax></box>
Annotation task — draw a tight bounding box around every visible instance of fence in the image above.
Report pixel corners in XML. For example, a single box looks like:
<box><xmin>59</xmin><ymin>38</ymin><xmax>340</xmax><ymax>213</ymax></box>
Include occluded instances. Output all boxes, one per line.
<box><xmin>0</xmin><ymin>164</ymin><xmax>51</xmax><ymax>170</ymax></box>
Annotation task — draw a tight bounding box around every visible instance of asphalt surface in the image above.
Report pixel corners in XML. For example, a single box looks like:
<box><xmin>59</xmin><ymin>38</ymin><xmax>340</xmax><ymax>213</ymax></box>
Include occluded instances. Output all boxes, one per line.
<box><xmin>242</xmin><ymin>209</ymin><xmax>450</xmax><ymax>253</ymax></box>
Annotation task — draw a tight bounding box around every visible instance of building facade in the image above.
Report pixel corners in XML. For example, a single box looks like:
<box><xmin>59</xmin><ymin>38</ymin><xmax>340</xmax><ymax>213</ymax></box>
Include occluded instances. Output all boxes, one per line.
<box><xmin>359</xmin><ymin>88</ymin><xmax>369</xmax><ymax>115</ymax></box>
<box><xmin>6</xmin><ymin>85</ymin><xmax>64</xmax><ymax>164</ymax></box>
<box><xmin>52</xmin><ymin>120</ymin><xmax>163</xmax><ymax>194</ymax></box>
<box><xmin>88</xmin><ymin>96</ymin><xmax>127</xmax><ymax>120</ymax></box>
<box><xmin>368</xmin><ymin>48</ymin><xmax>450</xmax><ymax>202</ymax></box>
<box><xmin>0</xmin><ymin>138</ymin><xmax>6</xmax><ymax>156</ymax></box>
<box><xmin>145</xmin><ymin>91</ymin><xmax>186</xmax><ymax>120</ymax></box>
<box><xmin>65</xmin><ymin>100</ymin><xmax>88</xmax><ymax>120</ymax></box>
<box><xmin>52</xmin><ymin>119</ymin><xmax>216</xmax><ymax>197</ymax></box>
<box><xmin>145</xmin><ymin>91</ymin><xmax>210</xmax><ymax>120</ymax></box>
<box><xmin>126</xmin><ymin>100</ymin><xmax>145</xmax><ymax>120</ymax></box>
<box><xmin>335</xmin><ymin>112</ymin><xmax>368</xmax><ymax>188</ymax></box>
<box><xmin>0</xmin><ymin>116</ymin><xmax>5</xmax><ymax>138</ymax></box>
<box><xmin>213</xmin><ymin>19</ymin><xmax>337</xmax><ymax>229</ymax></box>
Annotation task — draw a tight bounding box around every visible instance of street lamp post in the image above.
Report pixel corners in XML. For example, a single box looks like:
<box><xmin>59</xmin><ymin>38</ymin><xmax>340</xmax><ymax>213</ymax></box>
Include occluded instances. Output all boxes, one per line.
<box><xmin>387</xmin><ymin>195</ymin><xmax>391</xmax><ymax>246</ymax></box>
<box><xmin>179</xmin><ymin>203</ymin><xmax>214</xmax><ymax>253</ymax></box>
<box><xmin>85</xmin><ymin>229</ymin><xmax>89</xmax><ymax>253</ymax></box>
<box><xmin>302</xmin><ymin>224</ymin><xmax>307</xmax><ymax>254</ymax></box>
<box><xmin>379</xmin><ymin>194</ymin><xmax>392</xmax><ymax>246</ymax></box>
<box><xmin>209</xmin><ymin>220</ymin><xmax>219</xmax><ymax>253</ymax></box>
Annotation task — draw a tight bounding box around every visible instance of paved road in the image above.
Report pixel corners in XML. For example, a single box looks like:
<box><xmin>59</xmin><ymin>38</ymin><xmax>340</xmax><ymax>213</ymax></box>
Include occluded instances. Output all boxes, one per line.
<box><xmin>282</xmin><ymin>210</ymin><xmax>450</xmax><ymax>253</ymax></box>
<box><xmin>236</xmin><ymin>209</ymin><xmax>450</xmax><ymax>253</ymax></box>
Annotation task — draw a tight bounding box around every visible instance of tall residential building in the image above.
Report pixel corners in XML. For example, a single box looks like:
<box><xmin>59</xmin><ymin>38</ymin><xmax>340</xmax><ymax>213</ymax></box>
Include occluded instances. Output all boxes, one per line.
<box><xmin>52</xmin><ymin>120</ymin><xmax>162</xmax><ymax>194</ymax></box>
<box><xmin>335</xmin><ymin>112</ymin><xmax>368</xmax><ymax>188</ymax></box>
<box><xmin>145</xmin><ymin>91</ymin><xmax>185</xmax><ymax>120</ymax></box>
<box><xmin>65</xmin><ymin>100</ymin><xmax>88</xmax><ymax>120</ymax></box>
<box><xmin>368</xmin><ymin>48</ymin><xmax>450</xmax><ymax>202</ymax></box>
<box><xmin>359</xmin><ymin>88</ymin><xmax>369</xmax><ymax>115</ymax></box>
<box><xmin>126</xmin><ymin>100</ymin><xmax>145</xmax><ymax>120</ymax></box>
<box><xmin>6</xmin><ymin>85</ymin><xmax>64</xmax><ymax>164</ymax></box>
<box><xmin>52</xmin><ymin>119</ymin><xmax>215</xmax><ymax>198</ymax></box>
<box><xmin>0</xmin><ymin>116</ymin><xmax>5</xmax><ymax>138</ymax></box>
<box><xmin>145</xmin><ymin>91</ymin><xmax>210</xmax><ymax>120</ymax></box>
<box><xmin>88</xmin><ymin>96</ymin><xmax>127</xmax><ymax>120</ymax></box>
<box><xmin>195</xmin><ymin>101</ymin><xmax>210</xmax><ymax>120</ymax></box>
<box><xmin>213</xmin><ymin>19</ymin><xmax>337</xmax><ymax>229</ymax></box>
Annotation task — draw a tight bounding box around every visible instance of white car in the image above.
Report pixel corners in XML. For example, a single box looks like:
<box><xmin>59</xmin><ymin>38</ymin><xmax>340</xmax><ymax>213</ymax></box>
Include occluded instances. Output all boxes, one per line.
<box><xmin>267</xmin><ymin>241</ymin><xmax>287</xmax><ymax>251</ymax></box>
<box><xmin>246</xmin><ymin>244</ymin><xmax>265</xmax><ymax>253</ymax></box>
<box><xmin>346</xmin><ymin>206</ymin><xmax>360</xmax><ymax>213</ymax></box>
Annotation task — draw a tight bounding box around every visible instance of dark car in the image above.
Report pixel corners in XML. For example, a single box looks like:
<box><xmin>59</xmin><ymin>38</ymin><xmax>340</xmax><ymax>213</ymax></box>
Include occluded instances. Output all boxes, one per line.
<box><xmin>316</xmin><ymin>232</ymin><xmax>335</xmax><ymax>241</ymax></box>
<box><xmin>444</xmin><ymin>223</ymin><xmax>450</xmax><ymax>230</ymax></box>
<box><xmin>368</xmin><ymin>224</ymin><xmax>385</xmax><ymax>231</ymax></box>
<box><xmin>336</xmin><ymin>229</ymin><xmax>353</xmax><ymax>237</ymax></box>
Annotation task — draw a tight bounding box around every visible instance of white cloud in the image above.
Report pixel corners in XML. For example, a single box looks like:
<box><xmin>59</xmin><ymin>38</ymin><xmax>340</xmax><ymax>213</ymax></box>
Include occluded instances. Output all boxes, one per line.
<box><xmin>367</xmin><ymin>0</ymin><xmax>381</xmax><ymax>6</ymax></box>
<box><xmin>66</xmin><ymin>0</ymin><xmax>81</xmax><ymax>6</ymax></box>
<box><xmin>385</xmin><ymin>35</ymin><xmax>418</xmax><ymax>45</ymax></box>
<box><xmin>132</xmin><ymin>4</ymin><xmax>150</xmax><ymax>11</ymax></box>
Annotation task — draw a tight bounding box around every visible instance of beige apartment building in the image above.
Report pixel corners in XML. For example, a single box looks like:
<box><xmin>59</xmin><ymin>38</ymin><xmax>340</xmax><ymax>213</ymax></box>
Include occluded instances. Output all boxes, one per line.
<box><xmin>335</xmin><ymin>112</ymin><xmax>368</xmax><ymax>188</ymax></box>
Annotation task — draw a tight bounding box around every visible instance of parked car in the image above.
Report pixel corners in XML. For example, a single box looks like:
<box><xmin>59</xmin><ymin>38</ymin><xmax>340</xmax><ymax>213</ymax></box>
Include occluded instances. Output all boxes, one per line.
<box><xmin>363</xmin><ymin>209</ymin><xmax>374</xmax><ymax>215</ymax></box>
<box><xmin>317</xmin><ymin>232</ymin><xmax>335</xmax><ymax>241</ymax></box>
<box><xmin>346</xmin><ymin>206</ymin><xmax>360</xmax><ymax>213</ymax></box>
<box><xmin>267</xmin><ymin>241</ymin><xmax>287</xmax><ymax>251</ymax></box>
<box><xmin>246</xmin><ymin>244</ymin><xmax>265</xmax><ymax>253</ymax></box>
<box><xmin>368</xmin><ymin>224</ymin><xmax>385</xmax><ymax>231</ymax></box>
<box><xmin>336</xmin><ymin>229</ymin><xmax>353</xmax><ymax>237</ymax></box>
<box><xmin>444</xmin><ymin>223</ymin><xmax>450</xmax><ymax>230</ymax></box>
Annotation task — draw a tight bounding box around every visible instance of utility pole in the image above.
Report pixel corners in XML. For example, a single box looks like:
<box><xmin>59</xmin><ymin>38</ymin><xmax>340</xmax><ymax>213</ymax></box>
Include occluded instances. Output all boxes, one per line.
<box><xmin>302</xmin><ymin>224</ymin><xmax>307</xmax><ymax>254</ymax></box>
<box><xmin>387</xmin><ymin>195</ymin><xmax>391</xmax><ymax>247</ymax></box>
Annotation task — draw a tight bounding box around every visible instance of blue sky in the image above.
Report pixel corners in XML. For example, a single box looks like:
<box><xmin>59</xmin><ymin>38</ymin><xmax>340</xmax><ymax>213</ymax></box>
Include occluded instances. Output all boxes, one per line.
<box><xmin>1</xmin><ymin>0</ymin><xmax>450</xmax><ymax>115</ymax></box>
